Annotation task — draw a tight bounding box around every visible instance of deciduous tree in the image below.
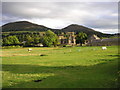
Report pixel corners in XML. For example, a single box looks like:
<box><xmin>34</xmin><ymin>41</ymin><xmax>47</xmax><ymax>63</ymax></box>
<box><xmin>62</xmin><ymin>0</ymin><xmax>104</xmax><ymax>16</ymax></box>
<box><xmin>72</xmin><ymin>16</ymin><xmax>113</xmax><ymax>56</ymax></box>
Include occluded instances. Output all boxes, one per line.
<box><xmin>42</xmin><ymin>30</ymin><xmax>59</xmax><ymax>47</ymax></box>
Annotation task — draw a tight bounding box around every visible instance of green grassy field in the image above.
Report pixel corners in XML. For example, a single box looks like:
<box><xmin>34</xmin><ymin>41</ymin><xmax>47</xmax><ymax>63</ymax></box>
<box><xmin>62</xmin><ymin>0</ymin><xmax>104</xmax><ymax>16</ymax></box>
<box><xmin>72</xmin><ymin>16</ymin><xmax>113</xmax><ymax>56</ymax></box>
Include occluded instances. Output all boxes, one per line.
<box><xmin>1</xmin><ymin>46</ymin><xmax>119</xmax><ymax>88</ymax></box>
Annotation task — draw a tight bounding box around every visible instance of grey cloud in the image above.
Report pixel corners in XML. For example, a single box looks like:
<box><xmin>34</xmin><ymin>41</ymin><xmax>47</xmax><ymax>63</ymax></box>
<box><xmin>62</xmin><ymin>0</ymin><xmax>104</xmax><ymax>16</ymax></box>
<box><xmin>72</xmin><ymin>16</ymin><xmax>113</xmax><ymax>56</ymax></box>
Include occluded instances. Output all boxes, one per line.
<box><xmin>83</xmin><ymin>14</ymin><xmax>118</xmax><ymax>29</ymax></box>
<box><xmin>2</xmin><ymin>2</ymin><xmax>118</xmax><ymax>33</ymax></box>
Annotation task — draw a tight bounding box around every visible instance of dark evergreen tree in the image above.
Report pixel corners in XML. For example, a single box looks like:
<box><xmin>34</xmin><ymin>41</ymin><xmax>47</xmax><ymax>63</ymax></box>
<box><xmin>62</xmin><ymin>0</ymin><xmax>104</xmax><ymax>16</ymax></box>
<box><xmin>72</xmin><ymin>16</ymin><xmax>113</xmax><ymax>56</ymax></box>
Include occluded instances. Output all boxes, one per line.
<box><xmin>76</xmin><ymin>32</ymin><xmax>87</xmax><ymax>46</ymax></box>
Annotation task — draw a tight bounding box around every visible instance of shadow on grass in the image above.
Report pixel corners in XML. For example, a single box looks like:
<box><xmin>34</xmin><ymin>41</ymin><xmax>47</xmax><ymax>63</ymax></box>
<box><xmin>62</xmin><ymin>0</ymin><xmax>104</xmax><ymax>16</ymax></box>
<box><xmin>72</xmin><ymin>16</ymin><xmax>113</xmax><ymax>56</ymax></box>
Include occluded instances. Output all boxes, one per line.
<box><xmin>107</xmin><ymin>55</ymin><xmax>120</xmax><ymax>57</ymax></box>
<box><xmin>2</xmin><ymin>58</ymin><xmax>118</xmax><ymax>88</ymax></box>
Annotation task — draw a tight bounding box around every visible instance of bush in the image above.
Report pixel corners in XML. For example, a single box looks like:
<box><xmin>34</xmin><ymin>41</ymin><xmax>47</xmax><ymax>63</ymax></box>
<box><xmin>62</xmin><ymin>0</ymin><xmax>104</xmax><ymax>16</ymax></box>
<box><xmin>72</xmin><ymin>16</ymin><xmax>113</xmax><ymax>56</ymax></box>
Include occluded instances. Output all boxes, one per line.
<box><xmin>2</xmin><ymin>45</ymin><xmax>21</xmax><ymax>49</ymax></box>
<box><xmin>40</xmin><ymin>54</ymin><xmax>48</xmax><ymax>56</ymax></box>
<box><xmin>63</xmin><ymin>45</ymin><xmax>67</xmax><ymax>47</ymax></box>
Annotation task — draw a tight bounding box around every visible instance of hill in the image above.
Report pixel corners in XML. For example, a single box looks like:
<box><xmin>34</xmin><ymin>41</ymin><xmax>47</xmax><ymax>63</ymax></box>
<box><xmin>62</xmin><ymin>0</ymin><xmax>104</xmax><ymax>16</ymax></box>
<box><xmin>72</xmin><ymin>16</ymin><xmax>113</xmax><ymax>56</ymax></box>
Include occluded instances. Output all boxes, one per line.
<box><xmin>61</xmin><ymin>24</ymin><xmax>105</xmax><ymax>37</ymax></box>
<box><xmin>1</xmin><ymin>21</ymin><xmax>113</xmax><ymax>37</ymax></box>
<box><xmin>2</xmin><ymin>21</ymin><xmax>52</xmax><ymax>32</ymax></box>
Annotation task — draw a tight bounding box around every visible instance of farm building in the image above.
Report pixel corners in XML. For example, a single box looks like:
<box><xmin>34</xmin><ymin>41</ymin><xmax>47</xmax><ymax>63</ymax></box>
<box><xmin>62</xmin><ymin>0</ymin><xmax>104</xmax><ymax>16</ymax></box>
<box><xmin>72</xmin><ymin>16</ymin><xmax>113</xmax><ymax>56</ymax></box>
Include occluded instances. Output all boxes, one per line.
<box><xmin>86</xmin><ymin>34</ymin><xmax>119</xmax><ymax>46</ymax></box>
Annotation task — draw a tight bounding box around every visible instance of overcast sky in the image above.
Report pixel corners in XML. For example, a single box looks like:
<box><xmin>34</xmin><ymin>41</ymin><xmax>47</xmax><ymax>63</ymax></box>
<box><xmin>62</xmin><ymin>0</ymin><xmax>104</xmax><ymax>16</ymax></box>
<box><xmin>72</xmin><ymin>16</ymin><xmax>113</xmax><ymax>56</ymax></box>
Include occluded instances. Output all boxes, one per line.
<box><xmin>1</xmin><ymin>1</ymin><xmax>118</xmax><ymax>34</ymax></box>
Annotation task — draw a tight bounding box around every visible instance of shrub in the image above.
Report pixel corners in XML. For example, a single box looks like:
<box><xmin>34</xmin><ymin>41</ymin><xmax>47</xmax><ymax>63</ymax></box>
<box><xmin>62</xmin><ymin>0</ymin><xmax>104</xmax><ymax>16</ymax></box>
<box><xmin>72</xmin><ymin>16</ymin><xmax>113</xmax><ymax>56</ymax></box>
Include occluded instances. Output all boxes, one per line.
<box><xmin>40</xmin><ymin>54</ymin><xmax>48</xmax><ymax>56</ymax></box>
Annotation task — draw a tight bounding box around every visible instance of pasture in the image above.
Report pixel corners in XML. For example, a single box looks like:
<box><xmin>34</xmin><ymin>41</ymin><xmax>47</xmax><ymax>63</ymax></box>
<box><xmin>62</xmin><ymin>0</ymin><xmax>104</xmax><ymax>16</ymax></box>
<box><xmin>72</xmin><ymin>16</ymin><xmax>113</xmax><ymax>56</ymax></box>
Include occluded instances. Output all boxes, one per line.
<box><xmin>1</xmin><ymin>46</ymin><xmax>119</xmax><ymax>88</ymax></box>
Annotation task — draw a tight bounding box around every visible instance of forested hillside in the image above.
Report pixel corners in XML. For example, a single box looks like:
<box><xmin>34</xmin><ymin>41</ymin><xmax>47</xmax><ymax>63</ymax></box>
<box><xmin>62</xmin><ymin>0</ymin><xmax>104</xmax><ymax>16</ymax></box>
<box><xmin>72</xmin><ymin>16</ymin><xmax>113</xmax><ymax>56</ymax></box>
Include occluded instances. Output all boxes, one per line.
<box><xmin>1</xmin><ymin>21</ymin><xmax>113</xmax><ymax>37</ymax></box>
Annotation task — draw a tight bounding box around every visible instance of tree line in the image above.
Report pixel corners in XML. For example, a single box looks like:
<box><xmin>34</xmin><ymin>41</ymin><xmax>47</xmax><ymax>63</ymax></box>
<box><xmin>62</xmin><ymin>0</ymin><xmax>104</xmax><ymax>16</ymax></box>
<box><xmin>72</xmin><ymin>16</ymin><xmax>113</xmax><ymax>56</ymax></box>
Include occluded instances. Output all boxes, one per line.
<box><xmin>2</xmin><ymin>30</ymin><xmax>88</xmax><ymax>47</ymax></box>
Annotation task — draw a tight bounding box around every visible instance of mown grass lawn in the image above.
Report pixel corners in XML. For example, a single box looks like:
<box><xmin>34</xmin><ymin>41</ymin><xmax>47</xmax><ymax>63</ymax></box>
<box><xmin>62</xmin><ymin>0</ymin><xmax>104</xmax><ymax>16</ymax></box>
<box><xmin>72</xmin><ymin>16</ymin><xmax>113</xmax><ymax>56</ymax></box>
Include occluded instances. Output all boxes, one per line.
<box><xmin>1</xmin><ymin>46</ymin><xmax>119</xmax><ymax>88</ymax></box>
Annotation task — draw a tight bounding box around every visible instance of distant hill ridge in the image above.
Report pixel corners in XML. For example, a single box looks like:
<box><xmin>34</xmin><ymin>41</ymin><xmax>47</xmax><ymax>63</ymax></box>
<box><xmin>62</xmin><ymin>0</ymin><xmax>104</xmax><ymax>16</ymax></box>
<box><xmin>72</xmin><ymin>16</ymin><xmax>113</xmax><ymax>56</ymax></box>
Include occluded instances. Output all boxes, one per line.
<box><xmin>1</xmin><ymin>21</ymin><xmax>113</xmax><ymax>37</ymax></box>
<box><xmin>2</xmin><ymin>21</ymin><xmax>51</xmax><ymax>32</ymax></box>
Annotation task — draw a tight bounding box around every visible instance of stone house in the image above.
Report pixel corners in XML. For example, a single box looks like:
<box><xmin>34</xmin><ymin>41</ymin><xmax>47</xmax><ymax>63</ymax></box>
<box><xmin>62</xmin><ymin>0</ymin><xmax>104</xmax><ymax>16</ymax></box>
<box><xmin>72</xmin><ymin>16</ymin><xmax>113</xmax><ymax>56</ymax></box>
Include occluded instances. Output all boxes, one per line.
<box><xmin>58</xmin><ymin>32</ymin><xmax>76</xmax><ymax>45</ymax></box>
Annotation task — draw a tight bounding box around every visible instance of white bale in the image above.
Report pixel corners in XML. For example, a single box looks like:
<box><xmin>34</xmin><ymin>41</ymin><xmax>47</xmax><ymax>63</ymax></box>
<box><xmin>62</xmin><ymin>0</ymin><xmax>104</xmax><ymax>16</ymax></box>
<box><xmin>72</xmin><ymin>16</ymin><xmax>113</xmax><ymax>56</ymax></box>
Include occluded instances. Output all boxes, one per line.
<box><xmin>28</xmin><ymin>48</ymin><xmax>32</xmax><ymax>52</ymax></box>
<box><xmin>102</xmin><ymin>47</ymin><xmax>107</xmax><ymax>50</ymax></box>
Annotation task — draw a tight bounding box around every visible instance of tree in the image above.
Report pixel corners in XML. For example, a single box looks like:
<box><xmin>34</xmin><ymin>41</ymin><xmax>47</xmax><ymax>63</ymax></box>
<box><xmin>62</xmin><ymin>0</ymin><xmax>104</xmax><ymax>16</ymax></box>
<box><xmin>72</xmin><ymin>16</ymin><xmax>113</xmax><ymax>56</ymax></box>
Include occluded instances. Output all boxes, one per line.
<box><xmin>3</xmin><ymin>38</ymin><xmax>10</xmax><ymax>46</ymax></box>
<box><xmin>24</xmin><ymin>35</ymin><xmax>34</xmax><ymax>46</ymax></box>
<box><xmin>76</xmin><ymin>32</ymin><xmax>87</xmax><ymax>46</ymax></box>
<box><xmin>33</xmin><ymin>35</ymin><xmax>41</xmax><ymax>44</ymax></box>
<box><xmin>42</xmin><ymin>30</ymin><xmax>59</xmax><ymax>47</ymax></box>
<box><xmin>9</xmin><ymin>36</ymin><xmax>20</xmax><ymax>45</ymax></box>
<box><xmin>3</xmin><ymin>35</ymin><xmax>20</xmax><ymax>46</ymax></box>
